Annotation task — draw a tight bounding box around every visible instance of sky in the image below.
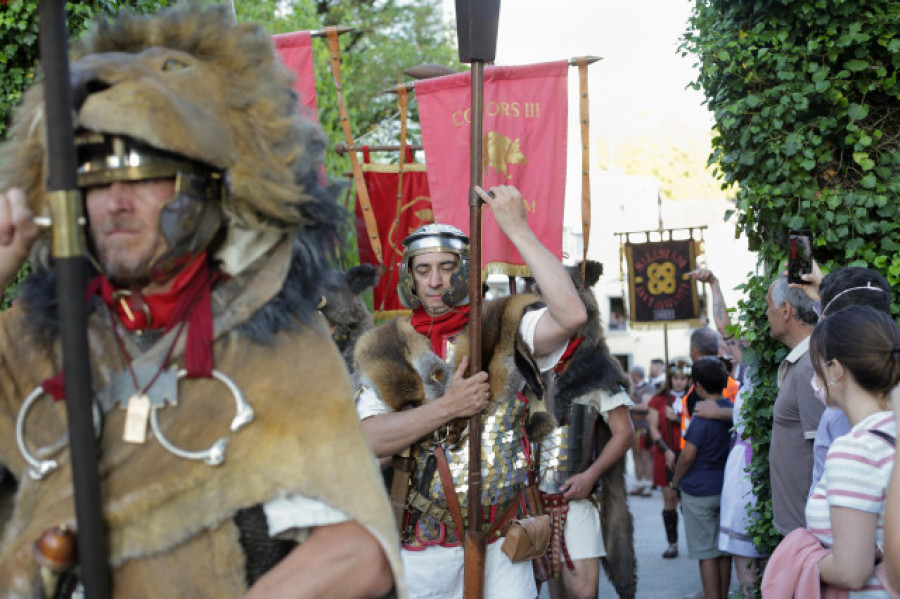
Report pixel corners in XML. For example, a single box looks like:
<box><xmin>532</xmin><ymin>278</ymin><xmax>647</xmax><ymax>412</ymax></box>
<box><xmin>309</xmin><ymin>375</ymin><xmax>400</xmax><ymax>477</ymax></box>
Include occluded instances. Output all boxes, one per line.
<box><xmin>446</xmin><ymin>0</ymin><xmax>714</xmax><ymax>151</ymax></box>
<box><xmin>443</xmin><ymin>0</ymin><xmax>757</xmax><ymax>319</ymax></box>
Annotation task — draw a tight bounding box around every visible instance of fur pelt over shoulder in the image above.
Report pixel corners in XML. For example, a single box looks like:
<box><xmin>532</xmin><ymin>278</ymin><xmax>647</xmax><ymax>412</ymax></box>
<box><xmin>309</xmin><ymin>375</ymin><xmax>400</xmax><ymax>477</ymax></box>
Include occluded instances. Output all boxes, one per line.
<box><xmin>354</xmin><ymin>294</ymin><xmax>544</xmax><ymax>444</ymax></box>
<box><xmin>0</xmin><ymin>3</ymin><xmax>335</xmax><ymax>272</ymax></box>
<box><xmin>540</xmin><ymin>260</ymin><xmax>637</xmax><ymax>599</ymax></box>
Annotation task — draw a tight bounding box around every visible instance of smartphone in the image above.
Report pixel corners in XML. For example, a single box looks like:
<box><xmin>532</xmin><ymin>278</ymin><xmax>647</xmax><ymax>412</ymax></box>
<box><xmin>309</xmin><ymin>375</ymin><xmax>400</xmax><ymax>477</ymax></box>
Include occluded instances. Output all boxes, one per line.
<box><xmin>788</xmin><ymin>229</ymin><xmax>813</xmax><ymax>285</ymax></box>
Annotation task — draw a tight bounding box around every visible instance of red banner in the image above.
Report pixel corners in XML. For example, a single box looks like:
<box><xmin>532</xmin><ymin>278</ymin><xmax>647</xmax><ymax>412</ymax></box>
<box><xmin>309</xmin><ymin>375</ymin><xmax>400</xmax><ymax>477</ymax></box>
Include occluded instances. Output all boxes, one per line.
<box><xmin>415</xmin><ymin>61</ymin><xmax>568</xmax><ymax>276</ymax></box>
<box><xmin>355</xmin><ymin>156</ymin><xmax>433</xmax><ymax>317</ymax></box>
<box><xmin>273</xmin><ymin>31</ymin><xmax>318</xmax><ymax>122</ymax></box>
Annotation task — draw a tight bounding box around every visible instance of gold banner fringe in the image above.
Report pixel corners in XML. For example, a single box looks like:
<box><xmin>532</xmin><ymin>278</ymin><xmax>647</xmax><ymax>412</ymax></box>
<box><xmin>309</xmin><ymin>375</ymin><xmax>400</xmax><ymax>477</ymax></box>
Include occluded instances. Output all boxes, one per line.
<box><xmin>482</xmin><ymin>262</ymin><xmax>532</xmax><ymax>279</ymax></box>
<box><xmin>627</xmin><ymin>318</ymin><xmax>704</xmax><ymax>332</ymax></box>
<box><xmin>360</xmin><ymin>162</ymin><xmax>428</xmax><ymax>174</ymax></box>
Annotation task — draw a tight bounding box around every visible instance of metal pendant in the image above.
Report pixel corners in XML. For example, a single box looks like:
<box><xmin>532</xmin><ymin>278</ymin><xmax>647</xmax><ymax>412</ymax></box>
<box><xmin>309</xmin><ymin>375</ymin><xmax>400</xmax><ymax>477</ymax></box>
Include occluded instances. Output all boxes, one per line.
<box><xmin>16</xmin><ymin>386</ymin><xmax>102</xmax><ymax>480</ymax></box>
<box><xmin>122</xmin><ymin>393</ymin><xmax>151</xmax><ymax>444</ymax></box>
<box><xmin>149</xmin><ymin>369</ymin><xmax>253</xmax><ymax>466</ymax></box>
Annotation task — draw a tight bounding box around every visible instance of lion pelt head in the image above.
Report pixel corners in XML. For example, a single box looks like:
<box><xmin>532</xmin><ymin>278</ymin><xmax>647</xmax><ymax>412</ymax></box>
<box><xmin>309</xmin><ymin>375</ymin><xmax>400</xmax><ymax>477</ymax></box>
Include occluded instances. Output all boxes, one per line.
<box><xmin>320</xmin><ymin>265</ymin><xmax>379</xmax><ymax>368</ymax></box>
<box><xmin>0</xmin><ymin>3</ymin><xmax>332</xmax><ymax>268</ymax></box>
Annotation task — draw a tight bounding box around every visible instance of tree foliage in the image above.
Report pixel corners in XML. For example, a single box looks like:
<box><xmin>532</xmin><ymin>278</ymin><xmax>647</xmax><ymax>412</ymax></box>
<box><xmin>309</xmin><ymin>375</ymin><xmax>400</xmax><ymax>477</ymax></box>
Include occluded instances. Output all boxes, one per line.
<box><xmin>595</xmin><ymin>125</ymin><xmax>736</xmax><ymax>200</ymax></box>
<box><xmin>1</xmin><ymin>0</ymin><xmax>169</xmax><ymax>137</ymax></box>
<box><xmin>682</xmin><ymin>0</ymin><xmax>900</xmax><ymax>555</ymax></box>
<box><xmin>1</xmin><ymin>0</ymin><xmax>456</xmax><ymax>278</ymax></box>
<box><xmin>233</xmin><ymin>0</ymin><xmax>456</xmax><ymax>265</ymax></box>
<box><xmin>234</xmin><ymin>0</ymin><xmax>457</xmax><ymax>169</ymax></box>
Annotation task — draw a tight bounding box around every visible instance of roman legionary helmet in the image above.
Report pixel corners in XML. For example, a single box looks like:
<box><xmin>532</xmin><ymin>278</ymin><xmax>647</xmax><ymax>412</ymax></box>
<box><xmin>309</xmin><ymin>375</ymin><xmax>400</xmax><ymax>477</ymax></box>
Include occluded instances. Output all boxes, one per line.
<box><xmin>75</xmin><ymin>132</ymin><xmax>226</xmax><ymax>282</ymax></box>
<box><xmin>397</xmin><ymin>224</ymin><xmax>470</xmax><ymax>309</ymax></box>
<box><xmin>668</xmin><ymin>356</ymin><xmax>692</xmax><ymax>376</ymax></box>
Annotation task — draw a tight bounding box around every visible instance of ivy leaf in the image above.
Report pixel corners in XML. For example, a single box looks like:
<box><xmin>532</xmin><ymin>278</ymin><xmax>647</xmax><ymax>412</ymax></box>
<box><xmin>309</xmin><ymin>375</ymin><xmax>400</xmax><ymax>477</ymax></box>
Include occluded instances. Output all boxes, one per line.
<box><xmin>739</xmin><ymin>151</ymin><xmax>756</xmax><ymax>165</ymax></box>
<box><xmin>853</xmin><ymin>151</ymin><xmax>876</xmax><ymax>170</ymax></box>
<box><xmin>847</xmin><ymin>103</ymin><xmax>869</xmax><ymax>121</ymax></box>
<box><xmin>845</xmin><ymin>59</ymin><xmax>869</xmax><ymax>71</ymax></box>
<box><xmin>787</xmin><ymin>215</ymin><xmax>806</xmax><ymax>230</ymax></box>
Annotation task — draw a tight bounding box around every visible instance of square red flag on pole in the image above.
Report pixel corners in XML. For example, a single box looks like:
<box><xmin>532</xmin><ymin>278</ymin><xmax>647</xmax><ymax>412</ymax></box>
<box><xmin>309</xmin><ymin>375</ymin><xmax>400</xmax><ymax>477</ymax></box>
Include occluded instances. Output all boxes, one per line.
<box><xmin>415</xmin><ymin>61</ymin><xmax>568</xmax><ymax>276</ymax></box>
<box><xmin>273</xmin><ymin>31</ymin><xmax>318</xmax><ymax>122</ymax></box>
<box><xmin>354</xmin><ymin>153</ymin><xmax>434</xmax><ymax>318</ymax></box>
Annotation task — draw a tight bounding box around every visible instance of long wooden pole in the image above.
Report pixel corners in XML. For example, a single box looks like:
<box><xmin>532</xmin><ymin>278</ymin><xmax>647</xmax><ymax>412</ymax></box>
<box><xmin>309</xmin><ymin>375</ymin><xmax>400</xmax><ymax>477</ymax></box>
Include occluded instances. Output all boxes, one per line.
<box><xmin>454</xmin><ymin>1</ymin><xmax>500</xmax><ymax>596</ymax></box>
<box><xmin>463</xmin><ymin>57</ymin><xmax>486</xmax><ymax>599</ymax></box>
<box><xmin>39</xmin><ymin>1</ymin><xmax>110</xmax><ymax>596</ymax></box>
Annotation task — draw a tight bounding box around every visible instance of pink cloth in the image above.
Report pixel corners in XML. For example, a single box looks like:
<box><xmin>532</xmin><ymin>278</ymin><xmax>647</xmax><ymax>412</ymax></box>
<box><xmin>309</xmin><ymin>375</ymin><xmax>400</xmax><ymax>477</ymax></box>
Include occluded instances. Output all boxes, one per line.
<box><xmin>761</xmin><ymin>528</ymin><xmax>847</xmax><ymax>599</ymax></box>
<box><xmin>272</xmin><ymin>30</ymin><xmax>318</xmax><ymax>121</ymax></box>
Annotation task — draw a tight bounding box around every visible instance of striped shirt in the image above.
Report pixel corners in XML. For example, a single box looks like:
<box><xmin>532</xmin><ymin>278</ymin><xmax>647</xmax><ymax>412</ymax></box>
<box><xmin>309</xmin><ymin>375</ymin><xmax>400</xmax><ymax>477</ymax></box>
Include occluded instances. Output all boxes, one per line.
<box><xmin>805</xmin><ymin>410</ymin><xmax>896</xmax><ymax>597</ymax></box>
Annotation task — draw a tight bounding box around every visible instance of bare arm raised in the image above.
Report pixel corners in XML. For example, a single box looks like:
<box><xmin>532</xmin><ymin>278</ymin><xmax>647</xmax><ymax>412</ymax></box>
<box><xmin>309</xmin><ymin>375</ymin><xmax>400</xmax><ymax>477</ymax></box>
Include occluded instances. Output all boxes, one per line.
<box><xmin>687</xmin><ymin>268</ymin><xmax>743</xmax><ymax>365</ymax></box>
<box><xmin>475</xmin><ymin>185</ymin><xmax>586</xmax><ymax>357</ymax></box>
<box><xmin>0</xmin><ymin>188</ymin><xmax>39</xmax><ymax>290</ymax></box>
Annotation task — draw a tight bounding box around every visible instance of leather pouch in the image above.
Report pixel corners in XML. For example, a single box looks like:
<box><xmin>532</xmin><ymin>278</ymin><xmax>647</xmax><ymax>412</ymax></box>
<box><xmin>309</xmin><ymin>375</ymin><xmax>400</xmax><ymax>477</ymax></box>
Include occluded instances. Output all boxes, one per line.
<box><xmin>500</xmin><ymin>514</ymin><xmax>551</xmax><ymax>563</ymax></box>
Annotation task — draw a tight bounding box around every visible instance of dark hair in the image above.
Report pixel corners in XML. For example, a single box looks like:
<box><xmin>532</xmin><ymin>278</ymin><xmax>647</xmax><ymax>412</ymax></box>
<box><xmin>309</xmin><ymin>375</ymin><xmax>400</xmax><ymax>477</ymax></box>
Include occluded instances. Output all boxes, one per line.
<box><xmin>810</xmin><ymin>305</ymin><xmax>900</xmax><ymax>400</ymax></box>
<box><xmin>690</xmin><ymin>327</ymin><xmax>720</xmax><ymax>358</ymax></box>
<box><xmin>691</xmin><ymin>356</ymin><xmax>728</xmax><ymax>396</ymax></box>
<box><xmin>820</xmin><ymin>267</ymin><xmax>891</xmax><ymax>317</ymax></box>
<box><xmin>651</xmin><ymin>358</ymin><xmax>665</xmax><ymax>366</ymax></box>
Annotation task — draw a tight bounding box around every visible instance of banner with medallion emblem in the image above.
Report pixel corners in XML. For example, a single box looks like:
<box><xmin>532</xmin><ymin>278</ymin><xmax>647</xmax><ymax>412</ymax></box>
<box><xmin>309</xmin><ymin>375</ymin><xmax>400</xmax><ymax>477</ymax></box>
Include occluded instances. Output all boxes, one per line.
<box><xmin>625</xmin><ymin>238</ymin><xmax>700</xmax><ymax>324</ymax></box>
<box><xmin>415</xmin><ymin>61</ymin><xmax>567</xmax><ymax>276</ymax></box>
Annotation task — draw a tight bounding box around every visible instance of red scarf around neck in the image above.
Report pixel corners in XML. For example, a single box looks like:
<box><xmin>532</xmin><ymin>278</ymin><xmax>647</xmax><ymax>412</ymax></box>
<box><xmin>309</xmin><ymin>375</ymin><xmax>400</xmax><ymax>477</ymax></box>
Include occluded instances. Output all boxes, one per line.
<box><xmin>43</xmin><ymin>253</ymin><xmax>220</xmax><ymax>401</ymax></box>
<box><xmin>409</xmin><ymin>305</ymin><xmax>470</xmax><ymax>358</ymax></box>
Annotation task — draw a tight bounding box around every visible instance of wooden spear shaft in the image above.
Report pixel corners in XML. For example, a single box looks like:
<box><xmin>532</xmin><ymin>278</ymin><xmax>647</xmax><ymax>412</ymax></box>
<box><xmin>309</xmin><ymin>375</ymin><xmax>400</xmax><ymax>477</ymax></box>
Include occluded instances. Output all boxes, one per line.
<box><xmin>463</xmin><ymin>58</ymin><xmax>486</xmax><ymax>599</ymax></box>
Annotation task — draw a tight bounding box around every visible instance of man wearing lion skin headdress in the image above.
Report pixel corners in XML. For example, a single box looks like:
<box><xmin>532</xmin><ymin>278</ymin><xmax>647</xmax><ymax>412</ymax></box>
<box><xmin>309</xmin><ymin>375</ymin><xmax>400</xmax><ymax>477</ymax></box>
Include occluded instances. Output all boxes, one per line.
<box><xmin>0</xmin><ymin>4</ymin><xmax>402</xmax><ymax>597</ymax></box>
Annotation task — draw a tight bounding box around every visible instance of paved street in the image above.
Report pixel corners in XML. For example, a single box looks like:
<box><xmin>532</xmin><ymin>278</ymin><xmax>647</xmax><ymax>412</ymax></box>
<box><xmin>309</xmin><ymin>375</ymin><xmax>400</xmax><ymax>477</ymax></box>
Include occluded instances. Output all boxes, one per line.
<box><xmin>539</xmin><ymin>486</ymin><xmax>708</xmax><ymax>599</ymax></box>
<box><xmin>539</xmin><ymin>445</ymin><xmax>759</xmax><ymax>599</ymax></box>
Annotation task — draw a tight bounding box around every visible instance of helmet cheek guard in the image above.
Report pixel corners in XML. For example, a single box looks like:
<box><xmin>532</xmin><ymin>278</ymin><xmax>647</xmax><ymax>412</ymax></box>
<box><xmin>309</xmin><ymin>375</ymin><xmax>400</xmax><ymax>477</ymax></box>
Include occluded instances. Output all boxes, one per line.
<box><xmin>397</xmin><ymin>259</ymin><xmax>420</xmax><ymax>310</ymax></box>
<box><xmin>443</xmin><ymin>258</ymin><xmax>470</xmax><ymax>307</ymax></box>
<box><xmin>150</xmin><ymin>171</ymin><xmax>226</xmax><ymax>280</ymax></box>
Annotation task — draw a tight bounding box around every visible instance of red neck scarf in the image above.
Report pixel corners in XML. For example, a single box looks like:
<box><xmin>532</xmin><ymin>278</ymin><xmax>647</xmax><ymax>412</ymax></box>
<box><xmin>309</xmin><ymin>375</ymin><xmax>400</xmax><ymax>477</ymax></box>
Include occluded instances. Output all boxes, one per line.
<box><xmin>43</xmin><ymin>254</ymin><xmax>220</xmax><ymax>401</ymax></box>
<box><xmin>91</xmin><ymin>253</ymin><xmax>209</xmax><ymax>332</ymax></box>
<box><xmin>88</xmin><ymin>252</ymin><xmax>219</xmax><ymax>378</ymax></box>
<box><xmin>409</xmin><ymin>305</ymin><xmax>470</xmax><ymax>358</ymax></box>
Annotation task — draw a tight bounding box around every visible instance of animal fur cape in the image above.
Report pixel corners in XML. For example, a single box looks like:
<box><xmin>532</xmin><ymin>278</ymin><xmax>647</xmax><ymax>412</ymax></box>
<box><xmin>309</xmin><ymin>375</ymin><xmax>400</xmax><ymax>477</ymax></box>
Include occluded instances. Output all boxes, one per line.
<box><xmin>0</xmin><ymin>4</ymin><xmax>403</xmax><ymax>597</ymax></box>
<box><xmin>533</xmin><ymin>262</ymin><xmax>637</xmax><ymax>599</ymax></box>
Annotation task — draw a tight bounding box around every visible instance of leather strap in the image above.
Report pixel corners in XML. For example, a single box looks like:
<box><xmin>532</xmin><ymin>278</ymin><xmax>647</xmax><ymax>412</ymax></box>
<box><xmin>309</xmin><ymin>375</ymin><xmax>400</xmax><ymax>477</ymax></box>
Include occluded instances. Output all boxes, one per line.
<box><xmin>577</xmin><ymin>58</ymin><xmax>591</xmax><ymax>286</ymax></box>
<box><xmin>325</xmin><ymin>28</ymin><xmax>383</xmax><ymax>263</ymax></box>
<box><xmin>433</xmin><ymin>446</ymin><xmax>466</xmax><ymax>541</ymax></box>
<box><xmin>486</xmin><ymin>493</ymin><xmax>521</xmax><ymax>540</ymax></box>
<box><xmin>389</xmin><ymin>448</ymin><xmax>413</xmax><ymax>532</ymax></box>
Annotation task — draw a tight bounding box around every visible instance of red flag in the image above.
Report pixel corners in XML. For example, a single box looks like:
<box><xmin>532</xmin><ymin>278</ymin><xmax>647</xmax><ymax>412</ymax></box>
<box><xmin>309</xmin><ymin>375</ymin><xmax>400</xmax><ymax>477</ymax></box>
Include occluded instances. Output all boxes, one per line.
<box><xmin>273</xmin><ymin>31</ymin><xmax>318</xmax><ymax>122</ymax></box>
<box><xmin>354</xmin><ymin>151</ymin><xmax>434</xmax><ymax>317</ymax></box>
<box><xmin>415</xmin><ymin>61</ymin><xmax>568</xmax><ymax>276</ymax></box>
